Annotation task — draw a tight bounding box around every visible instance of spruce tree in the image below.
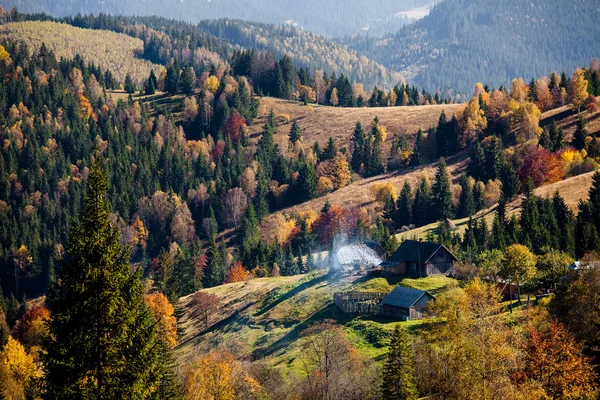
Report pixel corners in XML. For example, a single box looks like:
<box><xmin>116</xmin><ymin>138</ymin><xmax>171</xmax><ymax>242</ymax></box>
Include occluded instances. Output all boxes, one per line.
<box><xmin>433</xmin><ymin>158</ymin><xmax>453</xmax><ymax>221</ymax></box>
<box><xmin>413</xmin><ymin>176</ymin><xmax>432</xmax><ymax>227</ymax></box>
<box><xmin>552</xmin><ymin>191</ymin><xmax>575</xmax><ymax>256</ymax></box>
<box><xmin>410</xmin><ymin>129</ymin><xmax>423</xmax><ymax>166</ymax></box>
<box><xmin>204</xmin><ymin>238</ymin><xmax>224</xmax><ymax>288</ymax></box>
<box><xmin>573</xmin><ymin>117</ymin><xmax>588</xmax><ymax>150</ymax></box>
<box><xmin>124</xmin><ymin>73</ymin><xmax>136</xmax><ymax>94</ymax></box>
<box><xmin>500</xmin><ymin>162</ymin><xmax>520</xmax><ymax>201</ymax></box>
<box><xmin>473</xmin><ymin>181</ymin><xmax>486</xmax><ymax>212</ymax></box>
<box><xmin>381</xmin><ymin>325</ymin><xmax>418</xmax><ymax>400</ymax></box>
<box><xmin>179</xmin><ymin>66</ymin><xmax>196</xmax><ymax>95</ymax></box>
<box><xmin>485</xmin><ymin>137</ymin><xmax>505</xmax><ymax>180</ymax></box>
<box><xmin>288</xmin><ymin>120</ymin><xmax>302</xmax><ymax>150</ymax></box>
<box><xmin>322</xmin><ymin>137</ymin><xmax>338</xmax><ymax>161</ymax></box>
<box><xmin>351</xmin><ymin>122</ymin><xmax>366</xmax><ymax>172</ymax></box>
<box><xmin>457</xmin><ymin>175</ymin><xmax>475</xmax><ymax>218</ymax></box>
<box><xmin>165</xmin><ymin>64</ymin><xmax>180</xmax><ymax>94</ymax></box>
<box><xmin>468</xmin><ymin>141</ymin><xmax>486</xmax><ymax>181</ymax></box>
<box><xmin>395</xmin><ymin>182</ymin><xmax>413</xmax><ymax>228</ymax></box>
<box><xmin>589</xmin><ymin>171</ymin><xmax>600</xmax><ymax>232</ymax></box>
<box><xmin>435</xmin><ymin>111</ymin><xmax>448</xmax><ymax>158</ymax></box>
<box><xmin>44</xmin><ymin>162</ymin><xmax>165</xmax><ymax>399</ymax></box>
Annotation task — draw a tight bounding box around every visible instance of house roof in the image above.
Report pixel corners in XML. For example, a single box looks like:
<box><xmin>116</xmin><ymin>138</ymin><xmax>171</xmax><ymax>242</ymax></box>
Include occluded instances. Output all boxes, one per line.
<box><xmin>387</xmin><ymin>240</ymin><xmax>458</xmax><ymax>264</ymax></box>
<box><xmin>381</xmin><ymin>286</ymin><xmax>434</xmax><ymax>308</ymax></box>
<box><xmin>364</xmin><ymin>241</ymin><xmax>385</xmax><ymax>258</ymax></box>
<box><xmin>332</xmin><ymin>244</ymin><xmax>383</xmax><ymax>268</ymax></box>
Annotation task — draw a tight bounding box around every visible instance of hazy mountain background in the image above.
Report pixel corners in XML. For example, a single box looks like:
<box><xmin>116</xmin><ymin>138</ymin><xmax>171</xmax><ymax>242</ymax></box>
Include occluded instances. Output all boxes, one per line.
<box><xmin>341</xmin><ymin>0</ymin><xmax>600</xmax><ymax>96</ymax></box>
<box><xmin>0</xmin><ymin>0</ymin><xmax>436</xmax><ymax>37</ymax></box>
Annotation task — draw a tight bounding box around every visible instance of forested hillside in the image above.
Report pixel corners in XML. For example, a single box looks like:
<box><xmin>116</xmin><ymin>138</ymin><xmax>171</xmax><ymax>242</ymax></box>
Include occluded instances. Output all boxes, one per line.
<box><xmin>196</xmin><ymin>19</ymin><xmax>402</xmax><ymax>90</ymax></box>
<box><xmin>0</xmin><ymin>20</ymin><xmax>163</xmax><ymax>84</ymax></box>
<box><xmin>0</xmin><ymin>0</ymin><xmax>433</xmax><ymax>37</ymax></box>
<box><xmin>343</xmin><ymin>0</ymin><xmax>600</xmax><ymax>97</ymax></box>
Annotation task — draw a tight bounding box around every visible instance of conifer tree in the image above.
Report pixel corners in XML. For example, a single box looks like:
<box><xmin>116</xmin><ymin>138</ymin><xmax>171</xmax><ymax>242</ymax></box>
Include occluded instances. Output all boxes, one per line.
<box><xmin>435</xmin><ymin>111</ymin><xmax>448</xmax><ymax>158</ymax></box>
<box><xmin>573</xmin><ymin>117</ymin><xmax>588</xmax><ymax>150</ymax></box>
<box><xmin>485</xmin><ymin>137</ymin><xmax>505</xmax><ymax>180</ymax></box>
<box><xmin>457</xmin><ymin>175</ymin><xmax>475</xmax><ymax>218</ymax></box>
<box><xmin>500</xmin><ymin>162</ymin><xmax>520</xmax><ymax>201</ymax></box>
<box><xmin>298</xmin><ymin>161</ymin><xmax>317</xmax><ymax>202</ymax></box>
<box><xmin>432</xmin><ymin>158</ymin><xmax>453</xmax><ymax>221</ymax></box>
<box><xmin>539</xmin><ymin>128</ymin><xmax>551</xmax><ymax>150</ymax></box>
<box><xmin>204</xmin><ymin>238</ymin><xmax>224</xmax><ymax>288</ymax></box>
<box><xmin>381</xmin><ymin>325</ymin><xmax>418</xmax><ymax>400</ymax></box>
<box><xmin>413</xmin><ymin>176</ymin><xmax>432</xmax><ymax>227</ymax></box>
<box><xmin>165</xmin><ymin>64</ymin><xmax>180</xmax><ymax>94</ymax></box>
<box><xmin>395</xmin><ymin>182</ymin><xmax>413</xmax><ymax>228</ymax></box>
<box><xmin>588</xmin><ymin>171</ymin><xmax>600</xmax><ymax>232</ymax></box>
<box><xmin>179</xmin><ymin>66</ymin><xmax>196</xmax><ymax>95</ymax></box>
<box><xmin>288</xmin><ymin>120</ymin><xmax>302</xmax><ymax>150</ymax></box>
<box><xmin>468</xmin><ymin>141</ymin><xmax>486</xmax><ymax>181</ymax></box>
<box><xmin>553</xmin><ymin>191</ymin><xmax>575</xmax><ymax>256</ymax></box>
<box><xmin>124</xmin><ymin>73</ymin><xmax>136</xmax><ymax>94</ymax></box>
<box><xmin>351</xmin><ymin>122</ymin><xmax>366</xmax><ymax>172</ymax></box>
<box><xmin>473</xmin><ymin>181</ymin><xmax>486</xmax><ymax>212</ymax></box>
<box><xmin>321</xmin><ymin>137</ymin><xmax>338</xmax><ymax>161</ymax></box>
<box><xmin>44</xmin><ymin>161</ymin><xmax>165</xmax><ymax>399</ymax></box>
<box><xmin>411</xmin><ymin>129</ymin><xmax>423</xmax><ymax>166</ymax></box>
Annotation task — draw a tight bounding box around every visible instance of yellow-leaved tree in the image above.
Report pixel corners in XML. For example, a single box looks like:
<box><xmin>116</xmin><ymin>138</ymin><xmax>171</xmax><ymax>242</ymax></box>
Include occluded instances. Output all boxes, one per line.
<box><xmin>183</xmin><ymin>351</ymin><xmax>263</xmax><ymax>400</ymax></box>
<box><xmin>203</xmin><ymin>75</ymin><xmax>220</xmax><ymax>94</ymax></box>
<box><xmin>568</xmin><ymin>69</ymin><xmax>589</xmax><ymax>113</ymax></box>
<box><xmin>145</xmin><ymin>292</ymin><xmax>177</xmax><ymax>347</ymax></box>
<box><xmin>0</xmin><ymin>337</ymin><xmax>40</xmax><ymax>399</ymax></box>
<box><xmin>0</xmin><ymin>44</ymin><xmax>10</xmax><ymax>63</ymax></box>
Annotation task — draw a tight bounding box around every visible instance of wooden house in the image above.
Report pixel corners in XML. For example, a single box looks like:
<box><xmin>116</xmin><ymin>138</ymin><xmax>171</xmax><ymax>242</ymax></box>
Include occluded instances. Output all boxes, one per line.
<box><xmin>379</xmin><ymin>240</ymin><xmax>457</xmax><ymax>277</ymax></box>
<box><xmin>381</xmin><ymin>286</ymin><xmax>435</xmax><ymax>320</ymax></box>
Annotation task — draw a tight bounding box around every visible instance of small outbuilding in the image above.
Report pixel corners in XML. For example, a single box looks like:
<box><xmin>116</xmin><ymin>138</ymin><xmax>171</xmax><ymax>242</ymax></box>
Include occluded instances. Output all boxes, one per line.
<box><xmin>381</xmin><ymin>286</ymin><xmax>435</xmax><ymax>320</ymax></box>
<box><xmin>379</xmin><ymin>240</ymin><xmax>457</xmax><ymax>277</ymax></box>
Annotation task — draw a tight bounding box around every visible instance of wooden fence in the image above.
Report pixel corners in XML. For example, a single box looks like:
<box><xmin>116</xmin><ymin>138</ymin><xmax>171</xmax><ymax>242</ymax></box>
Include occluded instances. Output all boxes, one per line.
<box><xmin>333</xmin><ymin>291</ymin><xmax>389</xmax><ymax>315</ymax></box>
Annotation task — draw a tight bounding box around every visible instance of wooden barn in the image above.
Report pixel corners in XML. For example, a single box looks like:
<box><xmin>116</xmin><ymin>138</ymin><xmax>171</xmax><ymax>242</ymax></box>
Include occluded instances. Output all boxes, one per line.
<box><xmin>381</xmin><ymin>286</ymin><xmax>435</xmax><ymax>320</ymax></box>
<box><xmin>379</xmin><ymin>240</ymin><xmax>457</xmax><ymax>277</ymax></box>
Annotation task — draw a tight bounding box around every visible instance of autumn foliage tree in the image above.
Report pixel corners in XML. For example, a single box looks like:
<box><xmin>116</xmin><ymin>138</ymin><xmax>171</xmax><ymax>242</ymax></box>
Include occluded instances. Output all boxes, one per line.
<box><xmin>225</xmin><ymin>261</ymin><xmax>253</xmax><ymax>283</ymax></box>
<box><xmin>192</xmin><ymin>291</ymin><xmax>221</xmax><ymax>328</ymax></box>
<box><xmin>517</xmin><ymin>146</ymin><xmax>564</xmax><ymax>187</ymax></box>
<box><xmin>0</xmin><ymin>337</ymin><xmax>40</xmax><ymax>400</ymax></box>
<box><xmin>145</xmin><ymin>291</ymin><xmax>178</xmax><ymax>348</ymax></box>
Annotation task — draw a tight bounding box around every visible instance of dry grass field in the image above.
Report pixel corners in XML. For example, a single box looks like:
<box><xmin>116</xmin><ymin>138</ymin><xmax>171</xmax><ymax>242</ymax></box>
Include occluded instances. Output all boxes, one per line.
<box><xmin>249</xmin><ymin>97</ymin><xmax>463</xmax><ymax>155</ymax></box>
<box><xmin>0</xmin><ymin>21</ymin><xmax>164</xmax><ymax>84</ymax></box>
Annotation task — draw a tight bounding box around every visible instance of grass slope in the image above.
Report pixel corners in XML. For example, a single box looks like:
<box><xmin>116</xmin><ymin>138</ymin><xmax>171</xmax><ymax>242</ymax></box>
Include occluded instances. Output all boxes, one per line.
<box><xmin>176</xmin><ymin>272</ymin><xmax>457</xmax><ymax>374</ymax></box>
<box><xmin>250</xmin><ymin>97</ymin><xmax>463</xmax><ymax>155</ymax></box>
<box><xmin>0</xmin><ymin>21</ymin><xmax>163</xmax><ymax>84</ymax></box>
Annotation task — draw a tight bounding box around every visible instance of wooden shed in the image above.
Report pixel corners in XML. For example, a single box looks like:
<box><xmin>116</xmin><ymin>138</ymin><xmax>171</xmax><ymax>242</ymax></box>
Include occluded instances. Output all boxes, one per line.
<box><xmin>381</xmin><ymin>286</ymin><xmax>435</xmax><ymax>320</ymax></box>
<box><xmin>379</xmin><ymin>240</ymin><xmax>457</xmax><ymax>277</ymax></box>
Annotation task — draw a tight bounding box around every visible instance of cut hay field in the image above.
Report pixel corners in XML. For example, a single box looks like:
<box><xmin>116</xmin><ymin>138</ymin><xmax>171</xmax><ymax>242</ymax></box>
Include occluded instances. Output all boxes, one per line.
<box><xmin>0</xmin><ymin>21</ymin><xmax>163</xmax><ymax>84</ymax></box>
<box><xmin>249</xmin><ymin>97</ymin><xmax>463</xmax><ymax>155</ymax></box>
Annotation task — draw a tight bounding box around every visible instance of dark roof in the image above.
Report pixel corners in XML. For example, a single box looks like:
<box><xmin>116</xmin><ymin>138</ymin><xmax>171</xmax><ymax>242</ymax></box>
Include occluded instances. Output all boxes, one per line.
<box><xmin>364</xmin><ymin>241</ymin><xmax>385</xmax><ymax>258</ymax></box>
<box><xmin>381</xmin><ymin>286</ymin><xmax>433</xmax><ymax>308</ymax></box>
<box><xmin>387</xmin><ymin>240</ymin><xmax>458</xmax><ymax>264</ymax></box>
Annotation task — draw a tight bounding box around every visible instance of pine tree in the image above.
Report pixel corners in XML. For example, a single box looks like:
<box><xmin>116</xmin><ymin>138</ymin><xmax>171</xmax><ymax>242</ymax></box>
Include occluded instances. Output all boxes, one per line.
<box><xmin>548</xmin><ymin>121</ymin><xmax>566</xmax><ymax>152</ymax></box>
<box><xmin>43</xmin><ymin>161</ymin><xmax>165</xmax><ymax>399</ymax></box>
<box><xmin>500</xmin><ymin>162</ymin><xmax>520</xmax><ymax>201</ymax></box>
<box><xmin>573</xmin><ymin>117</ymin><xmax>588</xmax><ymax>150</ymax></box>
<box><xmin>433</xmin><ymin>158</ymin><xmax>453</xmax><ymax>221</ymax></box>
<box><xmin>381</xmin><ymin>325</ymin><xmax>418</xmax><ymax>400</ymax></box>
<box><xmin>288</xmin><ymin>120</ymin><xmax>302</xmax><ymax>150</ymax></box>
<box><xmin>179</xmin><ymin>66</ymin><xmax>196</xmax><ymax>95</ymax></box>
<box><xmin>395</xmin><ymin>182</ymin><xmax>413</xmax><ymax>228</ymax></box>
<box><xmin>589</xmin><ymin>171</ymin><xmax>600</xmax><ymax>233</ymax></box>
<box><xmin>298</xmin><ymin>161</ymin><xmax>317</xmax><ymax>202</ymax></box>
<box><xmin>322</xmin><ymin>137</ymin><xmax>338</xmax><ymax>161</ymax></box>
<box><xmin>435</xmin><ymin>111</ymin><xmax>448</xmax><ymax>157</ymax></box>
<box><xmin>351</xmin><ymin>122</ymin><xmax>366</xmax><ymax>172</ymax></box>
<box><xmin>204</xmin><ymin>238</ymin><xmax>224</xmax><ymax>288</ymax></box>
<box><xmin>165</xmin><ymin>64</ymin><xmax>180</xmax><ymax>94</ymax></box>
<box><xmin>457</xmin><ymin>175</ymin><xmax>475</xmax><ymax>218</ymax></box>
<box><xmin>473</xmin><ymin>181</ymin><xmax>486</xmax><ymax>212</ymax></box>
<box><xmin>411</xmin><ymin>129</ymin><xmax>423</xmax><ymax>166</ymax></box>
<box><xmin>413</xmin><ymin>176</ymin><xmax>432</xmax><ymax>227</ymax></box>
<box><xmin>553</xmin><ymin>191</ymin><xmax>575</xmax><ymax>256</ymax></box>
<box><xmin>124</xmin><ymin>73</ymin><xmax>136</xmax><ymax>94</ymax></box>
<box><xmin>468</xmin><ymin>141</ymin><xmax>486</xmax><ymax>181</ymax></box>
<box><xmin>485</xmin><ymin>137</ymin><xmax>505</xmax><ymax>181</ymax></box>
<box><xmin>539</xmin><ymin>128</ymin><xmax>551</xmax><ymax>150</ymax></box>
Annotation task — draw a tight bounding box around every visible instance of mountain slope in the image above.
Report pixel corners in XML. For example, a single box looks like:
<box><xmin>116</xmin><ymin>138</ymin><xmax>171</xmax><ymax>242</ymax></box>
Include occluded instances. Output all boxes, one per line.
<box><xmin>343</xmin><ymin>0</ymin><xmax>600</xmax><ymax>97</ymax></box>
<box><xmin>197</xmin><ymin>19</ymin><xmax>404</xmax><ymax>89</ymax></box>
<box><xmin>0</xmin><ymin>20</ymin><xmax>163</xmax><ymax>83</ymax></box>
<box><xmin>0</xmin><ymin>0</ymin><xmax>433</xmax><ymax>37</ymax></box>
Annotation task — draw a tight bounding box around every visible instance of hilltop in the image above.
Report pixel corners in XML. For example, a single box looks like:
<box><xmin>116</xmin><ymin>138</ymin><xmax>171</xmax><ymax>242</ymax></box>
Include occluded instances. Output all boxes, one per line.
<box><xmin>249</xmin><ymin>97</ymin><xmax>462</xmax><ymax>155</ymax></box>
<box><xmin>0</xmin><ymin>21</ymin><xmax>163</xmax><ymax>84</ymax></box>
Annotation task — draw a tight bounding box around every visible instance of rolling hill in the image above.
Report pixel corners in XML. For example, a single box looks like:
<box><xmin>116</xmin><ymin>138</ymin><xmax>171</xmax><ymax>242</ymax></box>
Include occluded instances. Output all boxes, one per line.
<box><xmin>342</xmin><ymin>0</ymin><xmax>600</xmax><ymax>97</ymax></box>
<box><xmin>196</xmin><ymin>19</ymin><xmax>403</xmax><ymax>90</ymax></box>
<box><xmin>0</xmin><ymin>0</ymin><xmax>433</xmax><ymax>38</ymax></box>
<box><xmin>0</xmin><ymin>20</ymin><xmax>163</xmax><ymax>84</ymax></box>
<box><xmin>249</xmin><ymin>96</ymin><xmax>463</xmax><ymax>156</ymax></box>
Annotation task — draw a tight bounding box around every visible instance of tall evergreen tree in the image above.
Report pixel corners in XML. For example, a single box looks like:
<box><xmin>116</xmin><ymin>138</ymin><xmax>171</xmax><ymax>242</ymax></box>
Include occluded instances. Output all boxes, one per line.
<box><xmin>321</xmin><ymin>137</ymin><xmax>338</xmax><ymax>161</ymax></box>
<box><xmin>457</xmin><ymin>175</ymin><xmax>475</xmax><ymax>218</ymax></box>
<box><xmin>572</xmin><ymin>117</ymin><xmax>588</xmax><ymax>151</ymax></box>
<box><xmin>552</xmin><ymin>191</ymin><xmax>575</xmax><ymax>256</ymax></box>
<box><xmin>288</xmin><ymin>119</ymin><xmax>302</xmax><ymax>150</ymax></box>
<box><xmin>411</xmin><ymin>129</ymin><xmax>423</xmax><ymax>166</ymax></box>
<box><xmin>485</xmin><ymin>137</ymin><xmax>505</xmax><ymax>180</ymax></box>
<box><xmin>179</xmin><ymin>66</ymin><xmax>196</xmax><ymax>95</ymax></box>
<box><xmin>589</xmin><ymin>171</ymin><xmax>600</xmax><ymax>233</ymax></box>
<box><xmin>381</xmin><ymin>325</ymin><xmax>418</xmax><ymax>400</ymax></box>
<box><xmin>351</xmin><ymin>122</ymin><xmax>366</xmax><ymax>172</ymax></box>
<box><xmin>432</xmin><ymin>158</ymin><xmax>454</xmax><ymax>221</ymax></box>
<box><xmin>500</xmin><ymin>162</ymin><xmax>520</xmax><ymax>201</ymax></box>
<box><xmin>395</xmin><ymin>182</ymin><xmax>413</xmax><ymax>228</ymax></box>
<box><xmin>413</xmin><ymin>176</ymin><xmax>432</xmax><ymax>227</ymax></box>
<box><xmin>468</xmin><ymin>141</ymin><xmax>486</xmax><ymax>181</ymax></box>
<box><xmin>44</xmin><ymin>162</ymin><xmax>165</xmax><ymax>399</ymax></box>
<box><xmin>204</xmin><ymin>238</ymin><xmax>224</xmax><ymax>288</ymax></box>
